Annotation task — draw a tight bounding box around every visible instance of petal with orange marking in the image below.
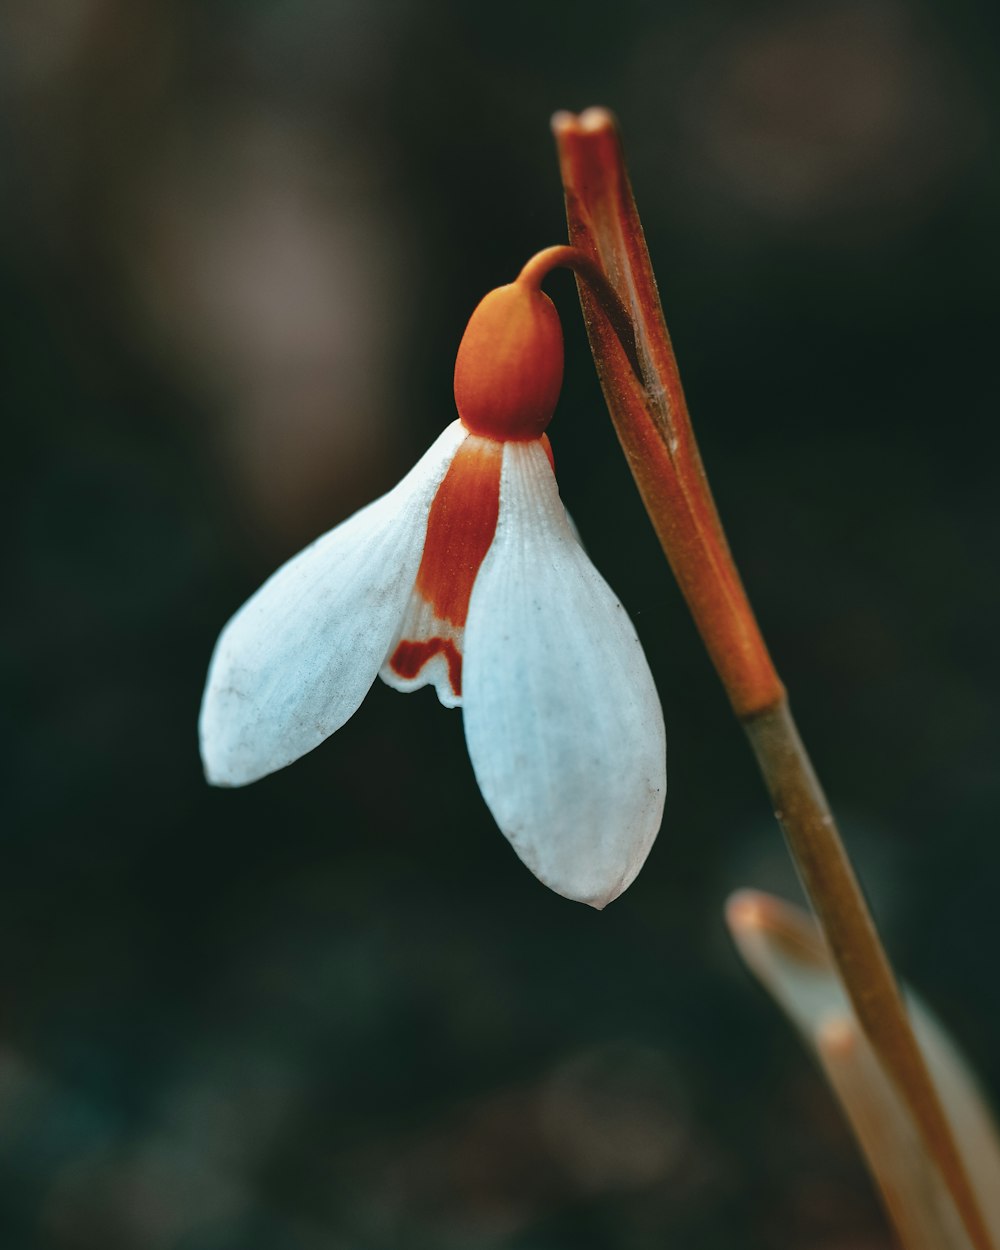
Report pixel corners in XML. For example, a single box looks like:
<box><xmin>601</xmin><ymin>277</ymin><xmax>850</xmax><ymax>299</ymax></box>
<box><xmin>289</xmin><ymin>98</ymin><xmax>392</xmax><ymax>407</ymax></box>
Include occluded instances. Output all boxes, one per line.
<box><xmin>380</xmin><ymin>435</ymin><xmax>503</xmax><ymax>707</ymax></box>
<box><xmin>462</xmin><ymin>438</ymin><xmax>666</xmax><ymax>908</ymax></box>
<box><xmin>199</xmin><ymin>420</ymin><xmax>468</xmax><ymax>786</ymax></box>
<box><xmin>380</xmin><ymin>596</ymin><xmax>466</xmax><ymax>708</ymax></box>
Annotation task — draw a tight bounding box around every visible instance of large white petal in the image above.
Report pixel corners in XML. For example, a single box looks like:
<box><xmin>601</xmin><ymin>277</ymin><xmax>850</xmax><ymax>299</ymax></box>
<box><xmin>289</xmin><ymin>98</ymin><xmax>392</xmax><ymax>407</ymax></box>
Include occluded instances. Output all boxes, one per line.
<box><xmin>463</xmin><ymin>439</ymin><xmax>666</xmax><ymax>908</ymax></box>
<box><xmin>200</xmin><ymin>420</ymin><xmax>467</xmax><ymax>786</ymax></box>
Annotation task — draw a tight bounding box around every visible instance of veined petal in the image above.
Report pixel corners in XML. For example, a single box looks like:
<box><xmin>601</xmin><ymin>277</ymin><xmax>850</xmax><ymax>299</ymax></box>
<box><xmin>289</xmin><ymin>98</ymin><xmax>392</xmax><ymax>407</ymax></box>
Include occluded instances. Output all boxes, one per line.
<box><xmin>463</xmin><ymin>439</ymin><xmax>666</xmax><ymax>908</ymax></box>
<box><xmin>200</xmin><ymin>420</ymin><xmax>468</xmax><ymax>786</ymax></box>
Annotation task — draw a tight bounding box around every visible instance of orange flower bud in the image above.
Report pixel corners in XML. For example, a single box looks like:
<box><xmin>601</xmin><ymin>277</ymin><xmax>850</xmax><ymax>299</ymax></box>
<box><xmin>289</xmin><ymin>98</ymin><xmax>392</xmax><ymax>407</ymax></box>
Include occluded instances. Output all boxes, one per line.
<box><xmin>453</xmin><ymin>281</ymin><xmax>564</xmax><ymax>441</ymax></box>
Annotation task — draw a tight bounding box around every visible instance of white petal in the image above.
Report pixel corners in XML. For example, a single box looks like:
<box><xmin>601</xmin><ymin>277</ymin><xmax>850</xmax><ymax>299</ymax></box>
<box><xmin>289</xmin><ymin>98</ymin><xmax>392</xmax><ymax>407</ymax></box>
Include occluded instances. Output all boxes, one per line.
<box><xmin>463</xmin><ymin>439</ymin><xmax>666</xmax><ymax>908</ymax></box>
<box><xmin>200</xmin><ymin>420</ymin><xmax>467</xmax><ymax>786</ymax></box>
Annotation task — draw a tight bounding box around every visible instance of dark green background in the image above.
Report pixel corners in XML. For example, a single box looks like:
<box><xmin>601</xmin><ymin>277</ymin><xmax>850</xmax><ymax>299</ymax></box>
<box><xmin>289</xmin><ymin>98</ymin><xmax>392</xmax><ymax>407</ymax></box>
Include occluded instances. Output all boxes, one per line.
<box><xmin>3</xmin><ymin>1</ymin><xmax>998</xmax><ymax>1246</ymax></box>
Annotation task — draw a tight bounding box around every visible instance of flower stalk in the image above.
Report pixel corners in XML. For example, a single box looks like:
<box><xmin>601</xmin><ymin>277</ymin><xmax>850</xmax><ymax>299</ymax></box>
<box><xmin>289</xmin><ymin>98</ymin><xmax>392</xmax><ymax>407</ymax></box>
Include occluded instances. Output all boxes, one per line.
<box><xmin>516</xmin><ymin>245</ymin><xmax>643</xmax><ymax>380</ymax></box>
<box><xmin>552</xmin><ymin>106</ymin><xmax>994</xmax><ymax>1250</ymax></box>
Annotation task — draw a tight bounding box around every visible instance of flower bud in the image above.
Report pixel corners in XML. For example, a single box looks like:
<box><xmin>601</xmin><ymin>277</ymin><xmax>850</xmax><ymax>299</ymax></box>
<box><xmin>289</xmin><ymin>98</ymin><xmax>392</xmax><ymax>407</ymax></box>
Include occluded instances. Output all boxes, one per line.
<box><xmin>454</xmin><ymin>282</ymin><xmax>564</xmax><ymax>441</ymax></box>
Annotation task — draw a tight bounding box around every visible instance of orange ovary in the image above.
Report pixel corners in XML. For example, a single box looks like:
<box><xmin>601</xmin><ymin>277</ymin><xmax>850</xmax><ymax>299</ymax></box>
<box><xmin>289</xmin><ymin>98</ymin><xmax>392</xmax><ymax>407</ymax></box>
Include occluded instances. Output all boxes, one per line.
<box><xmin>454</xmin><ymin>283</ymin><xmax>564</xmax><ymax>441</ymax></box>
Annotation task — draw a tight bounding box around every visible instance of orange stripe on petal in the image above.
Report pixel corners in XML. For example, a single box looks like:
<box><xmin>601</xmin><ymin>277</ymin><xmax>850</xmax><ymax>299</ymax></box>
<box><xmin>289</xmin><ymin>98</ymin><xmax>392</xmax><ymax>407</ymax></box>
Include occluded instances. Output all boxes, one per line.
<box><xmin>413</xmin><ymin>435</ymin><xmax>503</xmax><ymax>627</ymax></box>
<box><xmin>390</xmin><ymin>637</ymin><xmax>463</xmax><ymax>696</ymax></box>
<box><xmin>383</xmin><ymin>434</ymin><xmax>504</xmax><ymax>704</ymax></box>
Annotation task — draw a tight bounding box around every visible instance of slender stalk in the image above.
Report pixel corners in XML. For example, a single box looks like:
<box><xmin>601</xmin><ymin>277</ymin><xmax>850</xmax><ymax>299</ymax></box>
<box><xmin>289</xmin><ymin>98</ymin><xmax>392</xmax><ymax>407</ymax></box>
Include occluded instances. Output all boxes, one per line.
<box><xmin>517</xmin><ymin>245</ymin><xmax>643</xmax><ymax>380</ymax></box>
<box><xmin>552</xmin><ymin>106</ymin><xmax>994</xmax><ymax>1250</ymax></box>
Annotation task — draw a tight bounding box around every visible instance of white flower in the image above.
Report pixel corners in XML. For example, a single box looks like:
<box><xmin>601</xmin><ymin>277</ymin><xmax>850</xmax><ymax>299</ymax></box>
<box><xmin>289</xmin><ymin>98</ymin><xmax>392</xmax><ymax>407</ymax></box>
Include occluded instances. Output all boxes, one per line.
<box><xmin>199</xmin><ymin>280</ymin><xmax>666</xmax><ymax>907</ymax></box>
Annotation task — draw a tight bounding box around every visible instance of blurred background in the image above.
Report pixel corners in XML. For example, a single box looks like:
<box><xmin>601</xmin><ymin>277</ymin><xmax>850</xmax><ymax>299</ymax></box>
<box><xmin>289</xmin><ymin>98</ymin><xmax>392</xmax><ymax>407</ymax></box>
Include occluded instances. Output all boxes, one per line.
<box><xmin>2</xmin><ymin>0</ymin><xmax>999</xmax><ymax>1246</ymax></box>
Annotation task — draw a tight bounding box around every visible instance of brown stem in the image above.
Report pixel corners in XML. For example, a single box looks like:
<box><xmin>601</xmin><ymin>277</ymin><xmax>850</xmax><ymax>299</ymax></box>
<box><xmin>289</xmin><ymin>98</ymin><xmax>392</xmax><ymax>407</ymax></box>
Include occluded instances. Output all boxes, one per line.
<box><xmin>552</xmin><ymin>110</ymin><xmax>784</xmax><ymax>720</ymax></box>
<box><xmin>553</xmin><ymin>106</ymin><xmax>994</xmax><ymax>1250</ymax></box>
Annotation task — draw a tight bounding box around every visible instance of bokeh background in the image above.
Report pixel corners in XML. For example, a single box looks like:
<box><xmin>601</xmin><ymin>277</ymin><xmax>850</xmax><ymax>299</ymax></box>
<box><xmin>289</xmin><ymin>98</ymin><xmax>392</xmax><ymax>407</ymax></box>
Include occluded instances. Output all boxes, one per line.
<box><xmin>3</xmin><ymin>0</ymin><xmax>999</xmax><ymax>1246</ymax></box>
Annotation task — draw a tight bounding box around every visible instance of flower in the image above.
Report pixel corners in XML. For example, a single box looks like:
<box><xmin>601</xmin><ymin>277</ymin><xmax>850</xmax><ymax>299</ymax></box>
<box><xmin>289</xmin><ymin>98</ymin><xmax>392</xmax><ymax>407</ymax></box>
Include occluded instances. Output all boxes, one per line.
<box><xmin>199</xmin><ymin>277</ymin><xmax>666</xmax><ymax>907</ymax></box>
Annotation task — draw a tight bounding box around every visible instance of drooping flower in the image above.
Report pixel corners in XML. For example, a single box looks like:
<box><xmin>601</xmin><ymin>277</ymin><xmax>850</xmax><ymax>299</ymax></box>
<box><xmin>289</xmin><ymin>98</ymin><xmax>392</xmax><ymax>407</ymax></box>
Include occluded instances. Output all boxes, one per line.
<box><xmin>199</xmin><ymin>274</ymin><xmax>666</xmax><ymax>907</ymax></box>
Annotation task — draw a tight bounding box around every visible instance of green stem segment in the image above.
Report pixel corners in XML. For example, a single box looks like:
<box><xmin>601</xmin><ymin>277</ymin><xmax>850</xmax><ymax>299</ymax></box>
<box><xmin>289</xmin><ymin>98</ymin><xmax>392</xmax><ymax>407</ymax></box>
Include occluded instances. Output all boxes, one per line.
<box><xmin>552</xmin><ymin>106</ymin><xmax>994</xmax><ymax>1250</ymax></box>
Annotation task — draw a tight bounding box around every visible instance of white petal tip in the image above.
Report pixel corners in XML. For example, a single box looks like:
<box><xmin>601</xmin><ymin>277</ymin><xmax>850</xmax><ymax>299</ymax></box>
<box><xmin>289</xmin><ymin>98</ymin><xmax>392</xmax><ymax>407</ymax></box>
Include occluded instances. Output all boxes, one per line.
<box><xmin>200</xmin><ymin>748</ymin><xmax>259</xmax><ymax>789</ymax></box>
<box><xmin>528</xmin><ymin>857</ymin><xmax>641</xmax><ymax>911</ymax></box>
<box><xmin>571</xmin><ymin>879</ymin><xmax>630</xmax><ymax>911</ymax></box>
<box><xmin>198</xmin><ymin>713</ymin><xmax>290</xmax><ymax>788</ymax></box>
<box><xmin>202</xmin><ymin>761</ymin><xmax>243</xmax><ymax>789</ymax></box>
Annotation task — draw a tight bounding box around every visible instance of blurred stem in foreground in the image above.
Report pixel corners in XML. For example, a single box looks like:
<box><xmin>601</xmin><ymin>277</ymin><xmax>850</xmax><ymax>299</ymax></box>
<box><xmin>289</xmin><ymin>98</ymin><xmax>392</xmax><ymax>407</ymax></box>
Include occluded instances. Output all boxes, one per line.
<box><xmin>727</xmin><ymin>891</ymin><xmax>1000</xmax><ymax>1249</ymax></box>
<box><xmin>552</xmin><ymin>106</ymin><xmax>996</xmax><ymax>1250</ymax></box>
